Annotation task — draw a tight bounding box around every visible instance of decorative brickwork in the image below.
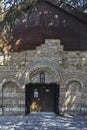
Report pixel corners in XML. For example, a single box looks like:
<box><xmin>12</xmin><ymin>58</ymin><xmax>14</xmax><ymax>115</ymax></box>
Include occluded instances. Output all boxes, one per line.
<box><xmin>0</xmin><ymin>39</ymin><xmax>87</xmax><ymax>115</ymax></box>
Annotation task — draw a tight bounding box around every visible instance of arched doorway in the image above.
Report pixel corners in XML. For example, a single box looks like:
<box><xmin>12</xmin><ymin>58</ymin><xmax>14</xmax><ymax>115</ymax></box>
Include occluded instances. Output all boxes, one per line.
<box><xmin>25</xmin><ymin>69</ymin><xmax>60</xmax><ymax>114</ymax></box>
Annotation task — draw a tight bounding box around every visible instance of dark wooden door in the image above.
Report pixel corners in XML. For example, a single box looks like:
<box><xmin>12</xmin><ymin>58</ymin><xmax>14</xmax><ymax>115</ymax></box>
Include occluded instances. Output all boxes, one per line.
<box><xmin>25</xmin><ymin>83</ymin><xmax>59</xmax><ymax>114</ymax></box>
<box><xmin>29</xmin><ymin>83</ymin><xmax>54</xmax><ymax>112</ymax></box>
<box><xmin>42</xmin><ymin>84</ymin><xmax>54</xmax><ymax>112</ymax></box>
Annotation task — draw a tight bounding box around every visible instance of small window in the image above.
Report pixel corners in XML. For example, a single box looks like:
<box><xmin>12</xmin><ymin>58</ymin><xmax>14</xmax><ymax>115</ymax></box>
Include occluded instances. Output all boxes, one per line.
<box><xmin>40</xmin><ymin>72</ymin><xmax>45</xmax><ymax>83</ymax></box>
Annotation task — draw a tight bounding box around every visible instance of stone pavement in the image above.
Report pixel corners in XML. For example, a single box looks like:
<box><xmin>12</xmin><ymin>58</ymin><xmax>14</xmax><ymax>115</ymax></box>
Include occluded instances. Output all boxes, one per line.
<box><xmin>0</xmin><ymin>112</ymin><xmax>87</xmax><ymax>130</ymax></box>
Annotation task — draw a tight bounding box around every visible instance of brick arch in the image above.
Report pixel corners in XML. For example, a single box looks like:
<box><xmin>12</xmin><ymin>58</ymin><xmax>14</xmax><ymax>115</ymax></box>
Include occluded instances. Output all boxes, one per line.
<box><xmin>66</xmin><ymin>80</ymin><xmax>82</xmax><ymax>90</ymax></box>
<box><xmin>29</xmin><ymin>67</ymin><xmax>59</xmax><ymax>83</ymax></box>
<box><xmin>64</xmin><ymin>78</ymin><xmax>84</xmax><ymax>89</ymax></box>
<box><xmin>0</xmin><ymin>76</ymin><xmax>21</xmax><ymax>90</ymax></box>
<box><xmin>63</xmin><ymin>72</ymin><xmax>87</xmax><ymax>89</ymax></box>
<box><xmin>24</xmin><ymin>60</ymin><xmax>64</xmax><ymax>83</ymax></box>
<box><xmin>2</xmin><ymin>81</ymin><xmax>18</xmax><ymax>93</ymax></box>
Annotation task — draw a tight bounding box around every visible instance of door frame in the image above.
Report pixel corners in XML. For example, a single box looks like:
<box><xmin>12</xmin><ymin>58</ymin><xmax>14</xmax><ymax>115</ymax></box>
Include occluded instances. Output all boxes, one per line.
<box><xmin>25</xmin><ymin>83</ymin><xmax>60</xmax><ymax>115</ymax></box>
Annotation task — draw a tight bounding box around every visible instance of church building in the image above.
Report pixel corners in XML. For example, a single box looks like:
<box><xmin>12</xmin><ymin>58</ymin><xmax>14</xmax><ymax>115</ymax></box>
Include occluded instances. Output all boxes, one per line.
<box><xmin>0</xmin><ymin>0</ymin><xmax>87</xmax><ymax>116</ymax></box>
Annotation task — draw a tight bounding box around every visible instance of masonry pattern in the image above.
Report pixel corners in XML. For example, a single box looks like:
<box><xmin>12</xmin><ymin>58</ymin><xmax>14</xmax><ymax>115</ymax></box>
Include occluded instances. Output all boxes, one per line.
<box><xmin>0</xmin><ymin>39</ymin><xmax>87</xmax><ymax>115</ymax></box>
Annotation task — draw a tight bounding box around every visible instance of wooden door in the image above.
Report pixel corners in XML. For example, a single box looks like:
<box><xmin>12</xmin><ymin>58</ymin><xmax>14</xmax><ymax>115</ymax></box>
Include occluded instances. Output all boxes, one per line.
<box><xmin>42</xmin><ymin>84</ymin><xmax>54</xmax><ymax>112</ymax></box>
<box><xmin>30</xmin><ymin>84</ymin><xmax>42</xmax><ymax>112</ymax></box>
<box><xmin>25</xmin><ymin>83</ymin><xmax>59</xmax><ymax>114</ymax></box>
<box><xmin>29</xmin><ymin>83</ymin><xmax>54</xmax><ymax>112</ymax></box>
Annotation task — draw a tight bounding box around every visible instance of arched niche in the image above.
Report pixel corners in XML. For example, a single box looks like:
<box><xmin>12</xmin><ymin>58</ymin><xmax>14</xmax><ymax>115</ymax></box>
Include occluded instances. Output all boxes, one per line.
<box><xmin>65</xmin><ymin>81</ymin><xmax>82</xmax><ymax>115</ymax></box>
<box><xmin>2</xmin><ymin>81</ymin><xmax>19</xmax><ymax>116</ymax></box>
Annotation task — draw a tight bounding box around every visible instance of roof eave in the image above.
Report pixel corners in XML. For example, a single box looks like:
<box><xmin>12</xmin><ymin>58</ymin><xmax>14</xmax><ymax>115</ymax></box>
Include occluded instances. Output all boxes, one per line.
<box><xmin>46</xmin><ymin>0</ymin><xmax>87</xmax><ymax>24</ymax></box>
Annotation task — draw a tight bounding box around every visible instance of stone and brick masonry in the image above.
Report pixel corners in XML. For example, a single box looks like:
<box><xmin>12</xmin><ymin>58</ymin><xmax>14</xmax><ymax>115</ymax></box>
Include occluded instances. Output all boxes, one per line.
<box><xmin>0</xmin><ymin>39</ymin><xmax>87</xmax><ymax>115</ymax></box>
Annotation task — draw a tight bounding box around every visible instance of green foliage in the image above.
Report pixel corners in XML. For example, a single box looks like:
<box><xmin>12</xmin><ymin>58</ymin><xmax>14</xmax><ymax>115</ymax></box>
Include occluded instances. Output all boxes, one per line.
<box><xmin>0</xmin><ymin>0</ymin><xmax>45</xmax><ymax>46</ymax></box>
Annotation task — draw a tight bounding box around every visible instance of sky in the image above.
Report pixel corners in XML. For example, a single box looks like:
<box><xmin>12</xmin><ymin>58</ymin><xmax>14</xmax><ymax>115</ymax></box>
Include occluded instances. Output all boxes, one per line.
<box><xmin>3</xmin><ymin>0</ymin><xmax>21</xmax><ymax>10</ymax></box>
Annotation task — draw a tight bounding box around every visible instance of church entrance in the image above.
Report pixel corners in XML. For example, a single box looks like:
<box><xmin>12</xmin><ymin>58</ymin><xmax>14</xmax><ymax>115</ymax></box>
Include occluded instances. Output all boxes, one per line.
<box><xmin>30</xmin><ymin>83</ymin><xmax>54</xmax><ymax>112</ymax></box>
<box><xmin>25</xmin><ymin>83</ymin><xmax>59</xmax><ymax>114</ymax></box>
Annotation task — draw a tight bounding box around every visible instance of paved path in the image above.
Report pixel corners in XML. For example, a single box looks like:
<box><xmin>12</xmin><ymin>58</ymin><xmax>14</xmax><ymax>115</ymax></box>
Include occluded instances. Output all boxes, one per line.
<box><xmin>0</xmin><ymin>113</ymin><xmax>87</xmax><ymax>130</ymax></box>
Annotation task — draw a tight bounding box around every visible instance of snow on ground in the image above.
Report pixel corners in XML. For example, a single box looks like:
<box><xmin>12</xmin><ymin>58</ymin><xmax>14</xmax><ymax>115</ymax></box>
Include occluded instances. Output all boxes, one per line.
<box><xmin>0</xmin><ymin>113</ymin><xmax>87</xmax><ymax>130</ymax></box>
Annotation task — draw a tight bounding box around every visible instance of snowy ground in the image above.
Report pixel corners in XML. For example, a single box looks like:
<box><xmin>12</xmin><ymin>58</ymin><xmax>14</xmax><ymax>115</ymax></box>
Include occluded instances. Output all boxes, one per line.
<box><xmin>0</xmin><ymin>113</ymin><xmax>87</xmax><ymax>130</ymax></box>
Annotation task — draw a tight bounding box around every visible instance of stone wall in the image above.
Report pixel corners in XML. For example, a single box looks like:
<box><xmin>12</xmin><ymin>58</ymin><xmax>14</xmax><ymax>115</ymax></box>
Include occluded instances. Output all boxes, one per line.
<box><xmin>0</xmin><ymin>39</ymin><xmax>87</xmax><ymax>115</ymax></box>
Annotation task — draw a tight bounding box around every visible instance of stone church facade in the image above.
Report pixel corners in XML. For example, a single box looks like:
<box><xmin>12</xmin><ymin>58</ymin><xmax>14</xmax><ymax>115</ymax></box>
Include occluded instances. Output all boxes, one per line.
<box><xmin>0</xmin><ymin>0</ymin><xmax>87</xmax><ymax>116</ymax></box>
<box><xmin>0</xmin><ymin>39</ymin><xmax>87</xmax><ymax>116</ymax></box>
